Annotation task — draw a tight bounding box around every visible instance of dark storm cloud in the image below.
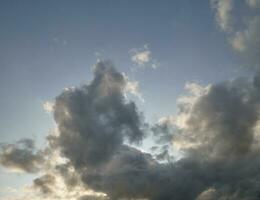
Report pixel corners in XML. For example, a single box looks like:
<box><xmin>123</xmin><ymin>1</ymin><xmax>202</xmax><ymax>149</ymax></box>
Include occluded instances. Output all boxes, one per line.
<box><xmin>0</xmin><ymin>138</ymin><xmax>44</xmax><ymax>173</ymax></box>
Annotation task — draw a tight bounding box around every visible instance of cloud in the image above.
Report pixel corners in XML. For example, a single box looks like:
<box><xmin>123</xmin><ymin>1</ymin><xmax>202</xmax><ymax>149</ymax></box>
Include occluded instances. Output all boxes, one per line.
<box><xmin>49</xmin><ymin>61</ymin><xmax>146</xmax><ymax>169</ymax></box>
<box><xmin>130</xmin><ymin>44</ymin><xmax>159</xmax><ymax>69</ymax></box>
<box><xmin>5</xmin><ymin>62</ymin><xmax>260</xmax><ymax>200</ymax></box>
<box><xmin>43</xmin><ymin>101</ymin><xmax>54</xmax><ymax>114</ymax></box>
<box><xmin>47</xmin><ymin>62</ymin><xmax>260</xmax><ymax>199</ymax></box>
<box><xmin>77</xmin><ymin>195</ymin><xmax>109</xmax><ymax>200</ymax></box>
<box><xmin>0</xmin><ymin>139</ymin><xmax>44</xmax><ymax>173</ymax></box>
<box><xmin>211</xmin><ymin>0</ymin><xmax>234</xmax><ymax>32</ymax></box>
<box><xmin>123</xmin><ymin>73</ymin><xmax>144</xmax><ymax>102</ymax></box>
<box><xmin>211</xmin><ymin>0</ymin><xmax>260</xmax><ymax>69</ymax></box>
<box><xmin>33</xmin><ymin>174</ymin><xmax>56</xmax><ymax>194</ymax></box>
<box><xmin>174</xmin><ymin>78</ymin><xmax>260</xmax><ymax>157</ymax></box>
<box><xmin>196</xmin><ymin>188</ymin><xmax>217</xmax><ymax>200</ymax></box>
<box><xmin>131</xmin><ymin>50</ymin><xmax>151</xmax><ymax>66</ymax></box>
<box><xmin>231</xmin><ymin>16</ymin><xmax>260</xmax><ymax>69</ymax></box>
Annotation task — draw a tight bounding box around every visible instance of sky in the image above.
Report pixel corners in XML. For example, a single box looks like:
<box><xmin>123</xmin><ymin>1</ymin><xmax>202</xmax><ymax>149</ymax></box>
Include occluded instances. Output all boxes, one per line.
<box><xmin>0</xmin><ymin>0</ymin><xmax>260</xmax><ymax>200</ymax></box>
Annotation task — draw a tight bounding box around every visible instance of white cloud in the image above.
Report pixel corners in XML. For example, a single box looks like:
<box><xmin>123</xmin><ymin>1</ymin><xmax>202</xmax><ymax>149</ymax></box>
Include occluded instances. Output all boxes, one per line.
<box><xmin>129</xmin><ymin>44</ymin><xmax>159</xmax><ymax>69</ymax></box>
<box><xmin>211</xmin><ymin>0</ymin><xmax>234</xmax><ymax>32</ymax></box>
<box><xmin>123</xmin><ymin>73</ymin><xmax>144</xmax><ymax>102</ymax></box>
<box><xmin>131</xmin><ymin>50</ymin><xmax>151</xmax><ymax>66</ymax></box>
<box><xmin>43</xmin><ymin>101</ymin><xmax>54</xmax><ymax>114</ymax></box>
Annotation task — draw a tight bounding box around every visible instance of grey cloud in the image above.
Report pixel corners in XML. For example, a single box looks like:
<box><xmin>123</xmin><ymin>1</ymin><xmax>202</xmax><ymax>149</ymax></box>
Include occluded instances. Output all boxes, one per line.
<box><xmin>0</xmin><ymin>139</ymin><xmax>44</xmax><ymax>173</ymax></box>
<box><xmin>211</xmin><ymin>0</ymin><xmax>260</xmax><ymax>69</ymax></box>
<box><xmin>33</xmin><ymin>174</ymin><xmax>56</xmax><ymax>195</ymax></box>
<box><xmin>147</xmin><ymin>76</ymin><xmax>260</xmax><ymax>199</ymax></box>
<box><xmin>50</xmin><ymin>61</ymin><xmax>145</xmax><ymax>169</ymax></box>
<box><xmin>151</xmin><ymin>118</ymin><xmax>175</xmax><ymax>162</ymax></box>
<box><xmin>184</xmin><ymin>79</ymin><xmax>259</xmax><ymax>157</ymax></box>
<box><xmin>55</xmin><ymin>163</ymin><xmax>81</xmax><ymax>188</ymax></box>
<box><xmin>77</xmin><ymin>195</ymin><xmax>109</xmax><ymax>200</ymax></box>
<box><xmin>10</xmin><ymin>62</ymin><xmax>260</xmax><ymax>200</ymax></box>
<box><xmin>49</xmin><ymin>62</ymin><xmax>260</xmax><ymax>199</ymax></box>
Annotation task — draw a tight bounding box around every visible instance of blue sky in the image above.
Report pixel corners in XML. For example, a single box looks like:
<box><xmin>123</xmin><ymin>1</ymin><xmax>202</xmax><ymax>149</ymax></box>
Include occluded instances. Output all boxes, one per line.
<box><xmin>1</xmin><ymin>1</ymin><xmax>259</xmax><ymax>199</ymax></box>
<box><xmin>0</xmin><ymin>0</ymin><xmax>241</xmax><ymax>141</ymax></box>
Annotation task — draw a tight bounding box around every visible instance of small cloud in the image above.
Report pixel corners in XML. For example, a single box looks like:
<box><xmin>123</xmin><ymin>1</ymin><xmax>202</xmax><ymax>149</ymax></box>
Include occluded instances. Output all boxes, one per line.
<box><xmin>53</xmin><ymin>37</ymin><xmax>68</xmax><ymax>46</ymax></box>
<box><xmin>129</xmin><ymin>44</ymin><xmax>159</xmax><ymax>69</ymax></box>
<box><xmin>123</xmin><ymin>73</ymin><xmax>144</xmax><ymax>103</ymax></box>
<box><xmin>131</xmin><ymin>50</ymin><xmax>151</xmax><ymax>66</ymax></box>
<box><xmin>43</xmin><ymin>101</ymin><xmax>54</xmax><ymax>114</ymax></box>
<box><xmin>0</xmin><ymin>139</ymin><xmax>44</xmax><ymax>173</ymax></box>
<box><xmin>210</xmin><ymin>0</ymin><xmax>234</xmax><ymax>32</ymax></box>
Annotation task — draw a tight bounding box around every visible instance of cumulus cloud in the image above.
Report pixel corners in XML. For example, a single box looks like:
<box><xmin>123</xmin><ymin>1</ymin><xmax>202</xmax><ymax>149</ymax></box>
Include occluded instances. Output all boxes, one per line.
<box><xmin>47</xmin><ymin>62</ymin><xmax>260</xmax><ymax>199</ymax></box>
<box><xmin>130</xmin><ymin>44</ymin><xmax>159</xmax><ymax>69</ymax></box>
<box><xmin>175</xmin><ymin>79</ymin><xmax>259</xmax><ymax>157</ymax></box>
<box><xmin>0</xmin><ymin>139</ymin><xmax>44</xmax><ymax>173</ymax></box>
<box><xmin>5</xmin><ymin>61</ymin><xmax>260</xmax><ymax>200</ymax></box>
<box><xmin>49</xmin><ymin>61</ymin><xmax>146</xmax><ymax>170</ymax></box>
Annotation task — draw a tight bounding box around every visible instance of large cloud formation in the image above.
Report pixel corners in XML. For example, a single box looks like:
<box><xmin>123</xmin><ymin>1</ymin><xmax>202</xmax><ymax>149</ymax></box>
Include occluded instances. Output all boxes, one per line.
<box><xmin>2</xmin><ymin>61</ymin><xmax>260</xmax><ymax>200</ymax></box>
<box><xmin>1</xmin><ymin>1</ymin><xmax>260</xmax><ymax>199</ymax></box>
<box><xmin>41</xmin><ymin>62</ymin><xmax>260</xmax><ymax>199</ymax></box>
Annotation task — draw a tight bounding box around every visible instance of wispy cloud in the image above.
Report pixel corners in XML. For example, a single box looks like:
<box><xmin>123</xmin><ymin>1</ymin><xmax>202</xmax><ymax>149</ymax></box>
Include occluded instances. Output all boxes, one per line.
<box><xmin>211</xmin><ymin>0</ymin><xmax>234</xmax><ymax>32</ymax></box>
<box><xmin>211</xmin><ymin>0</ymin><xmax>260</xmax><ymax>69</ymax></box>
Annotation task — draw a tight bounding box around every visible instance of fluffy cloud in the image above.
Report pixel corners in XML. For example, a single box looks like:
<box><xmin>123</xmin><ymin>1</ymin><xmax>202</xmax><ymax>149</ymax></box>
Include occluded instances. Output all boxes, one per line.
<box><xmin>43</xmin><ymin>101</ymin><xmax>54</xmax><ymax>114</ymax></box>
<box><xmin>49</xmin><ymin>61</ymin><xmax>146</xmax><ymax>169</ymax></box>
<box><xmin>4</xmin><ymin>62</ymin><xmax>260</xmax><ymax>200</ymax></box>
<box><xmin>130</xmin><ymin>44</ymin><xmax>159</xmax><ymax>69</ymax></box>
<box><xmin>0</xmin><ymin>139</ymin><xmax>44</xmax><ymax>173</ymax></box>
<box><xmin>131</xmin><ymin>50</ymin><xmax>151</xmax><ymax>66</ymax></box>
<box><xmin>47</xmin><ymin>62</ymin><xmax>260</xmax><ymax>199</ymax></box>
